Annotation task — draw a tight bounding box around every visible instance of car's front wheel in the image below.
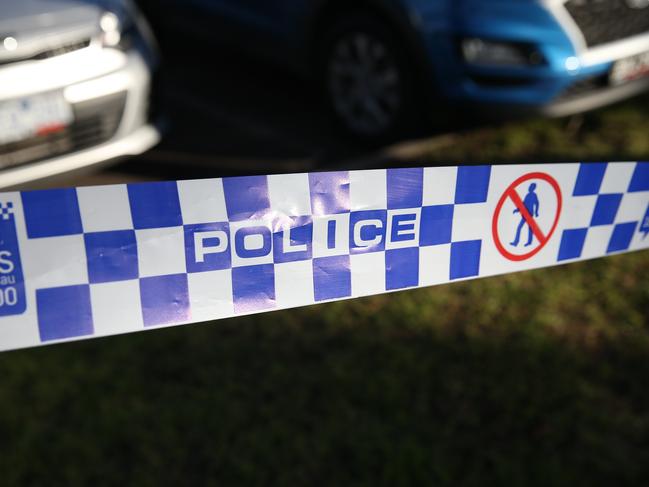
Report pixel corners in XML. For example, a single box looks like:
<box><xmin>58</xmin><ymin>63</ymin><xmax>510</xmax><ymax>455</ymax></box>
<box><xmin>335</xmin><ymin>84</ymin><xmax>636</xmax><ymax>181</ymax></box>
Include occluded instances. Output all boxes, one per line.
<box><xmin>320</xmin><ymin>12</ymin><xmax>417</xmax><ymax>142</ymax></box>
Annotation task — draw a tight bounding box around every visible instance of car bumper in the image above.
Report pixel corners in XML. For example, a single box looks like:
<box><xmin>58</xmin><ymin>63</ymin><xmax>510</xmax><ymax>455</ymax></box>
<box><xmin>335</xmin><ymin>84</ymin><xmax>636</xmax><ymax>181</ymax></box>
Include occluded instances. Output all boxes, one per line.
<box><xmin>0</xmin><ymin>40</ymin><xmax>159</xmax><ymax>189</ymax></box>
<box><xmin>412</xmin><ymin>0</ymin><xmax>649</xmax><ymax>117</ymax></box>
<box><xmin>467</xmin><ymin>76</ymin><xmax>649</xmax><ymax>119</ymax></box>
<box><xmin>0</xmin><ymin>122</ymin><xmax>160</xmax><ymax>190</ymax></box>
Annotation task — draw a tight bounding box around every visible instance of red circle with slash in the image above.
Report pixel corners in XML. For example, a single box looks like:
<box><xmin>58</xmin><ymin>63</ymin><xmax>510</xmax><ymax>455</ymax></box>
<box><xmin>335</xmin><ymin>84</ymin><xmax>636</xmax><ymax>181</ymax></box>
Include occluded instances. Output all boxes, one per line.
<box><xmin>492</xmin><ymin>172</ymin><xmax>563</xmax><ymax>261</ymax></box>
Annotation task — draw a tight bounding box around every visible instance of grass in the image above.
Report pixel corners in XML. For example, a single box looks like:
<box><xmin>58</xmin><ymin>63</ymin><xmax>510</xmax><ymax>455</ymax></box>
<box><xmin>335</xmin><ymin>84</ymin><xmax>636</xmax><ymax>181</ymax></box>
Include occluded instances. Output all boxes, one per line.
<box><xmin>1</xmin><ymin>98</ymin><xmax>649</xmax><ymax>486</ymax></box>
<box><xmin>407</xmin><ymin>94</ymin><xmax>649</xmax><ymax>165</ymax></box>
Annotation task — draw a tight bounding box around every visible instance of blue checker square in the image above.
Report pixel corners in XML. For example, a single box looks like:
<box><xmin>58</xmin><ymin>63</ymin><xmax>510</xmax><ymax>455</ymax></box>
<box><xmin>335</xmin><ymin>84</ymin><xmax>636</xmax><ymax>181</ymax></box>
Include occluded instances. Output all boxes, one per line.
<box><xmin>140</xmin><ymin>274</ymin><xmax>190</xmax><ymax>327</ymax></box>
<box><xmin>607</xmin><ymin>222</ymin><xmax>637</xmax><ymax>253</ymax></box>
<box><xmin>573</xmin><ymin>162</ymin><xmax>607</xmax><ymax>196</ymax></box>
<box><xmin>387</xmin><ymin>168</ymin><xmax>423</xmax><ymax>209</ymax></box>
<box><xmin>450</xmin><ymin>240</ymin><xmax>481</xmax><ymax>280</ymax></box>
<box><xmin>590</xmin><ymin>193</ymin><xmax>622</xmax><ymax>226</ymax></box>
<box><xmin>386</xmin><ymin>248</ymin><xmax>419</xmax><ymax>290</ymax></box>
<box><xmin>313</xmin><ymin>255</ymin><xmax>351</xmax><ymax>301</ymax></box>
<box><xmin>232</xmin><ymin>264</ymin><xmax>276</xmax><ymax>314</ymax></box>
<box><xmin>128</xmin><ymin>182</ymin><xmax>182</xmax><ymax>229</ymax></box>
<box><xmin>184</xmin><ymin>222</ymin><xmax>231</xmax><ymax>273</ymax></box>
<box><xmin>557</xmin><ymin>228</ymin><xmax>588</xmax><ymax>261</ymax></box>
<box><xmin>628</xmin><ymin>162</ymin><xmax>649</xmax><ymax>192</ymax></box>
<box><xmin>223</xmin><ymin>175</ymin><xmax>270</xmax><ymax>221</ymax></box>
<box><xmin>22</xmin><ymin>188</ymin><xmax>82</xmax><ymax>238</ymax></box>
<box><xmin>37</xmin><ymin>285</ymin><xmax>93</xmax><ymax>342</ymax></box>
<box><xmin>85</xmin><ymin>230</ymin><xmax>138</xmax><ymax>284</ymax></box>
<box><xmin>455</xmin><ymin>165</ymin><xmax>491</xmax><ymax>204</ymax></box>
<box><xmin>349</xmin><ymin>210</ymin><xmax>387</xmax><ymax>254</ymax></box>
<box><xmin>273</xmin><ymin>216</ymin><xmax>313</xmax><ymax>263</ymax></box>
<box><xmin>420</xmin><ymin>205</ymin><xmax>454</xmax><ymax>246</ymax></box>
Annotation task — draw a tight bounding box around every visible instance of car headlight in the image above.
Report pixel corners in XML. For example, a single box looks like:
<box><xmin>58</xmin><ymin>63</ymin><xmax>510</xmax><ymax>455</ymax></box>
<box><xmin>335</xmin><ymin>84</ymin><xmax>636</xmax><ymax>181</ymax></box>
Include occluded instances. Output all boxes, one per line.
<box><xmin>100</xmin><ymin>10</ymin><xmax>136</xmax><ymax>50</ymax></box>
<box><xmin>461</xmin><ymin>38</ymin><xmax>545</xmax><ymax>66</ymax></box>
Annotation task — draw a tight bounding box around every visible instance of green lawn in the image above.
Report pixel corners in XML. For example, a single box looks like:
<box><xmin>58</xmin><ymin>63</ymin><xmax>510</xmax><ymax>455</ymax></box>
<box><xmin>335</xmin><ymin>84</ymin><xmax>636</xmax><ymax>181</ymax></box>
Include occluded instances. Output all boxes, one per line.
<box><xmin>1</xmin><ymin>98</ymin><xmax>649</xmax><ymax>486</ymax></box>
<box><xmin>412</xmin><ymin>93</ymin><xmax>649</xmax><ymax>165</ymax></box>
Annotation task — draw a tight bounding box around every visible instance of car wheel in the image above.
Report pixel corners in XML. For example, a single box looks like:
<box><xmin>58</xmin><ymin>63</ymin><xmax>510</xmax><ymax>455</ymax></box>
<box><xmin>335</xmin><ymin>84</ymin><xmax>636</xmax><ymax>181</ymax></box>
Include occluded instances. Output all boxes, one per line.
<box><xmin>320</xmin><ymin>12</ymin><xmax>417</xmax><ymax>142</ymax></box>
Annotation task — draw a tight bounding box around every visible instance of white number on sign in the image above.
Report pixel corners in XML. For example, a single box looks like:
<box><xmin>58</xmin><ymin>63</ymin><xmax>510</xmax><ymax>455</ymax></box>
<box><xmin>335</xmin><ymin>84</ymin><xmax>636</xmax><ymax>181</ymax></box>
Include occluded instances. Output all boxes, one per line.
<box><xmin>0</xmin><ymin>287</ymin><xmax>18</xmax><ymax>306</ymax></box>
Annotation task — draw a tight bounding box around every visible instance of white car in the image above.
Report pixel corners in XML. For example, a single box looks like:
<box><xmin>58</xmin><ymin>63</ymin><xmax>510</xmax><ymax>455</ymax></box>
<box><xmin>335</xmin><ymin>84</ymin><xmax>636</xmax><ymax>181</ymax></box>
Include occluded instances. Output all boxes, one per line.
<box><xmin>0</xmin><ymin>0</ymin><xmax>160</xmax><ymax>189</ymax></box>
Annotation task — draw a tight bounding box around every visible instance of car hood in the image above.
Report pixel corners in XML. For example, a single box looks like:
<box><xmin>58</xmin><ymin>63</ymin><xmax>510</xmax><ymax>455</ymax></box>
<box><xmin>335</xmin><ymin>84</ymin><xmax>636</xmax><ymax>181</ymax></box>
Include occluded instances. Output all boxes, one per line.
<box><xmin>0</xmin><ymin>0</ymin><xmax>101</xmax><ymax>33</ymax></box>
<box><xmin>0</xmin><ymin>0</ymin><xmax>102</xmax><ymax>61</ymax></box>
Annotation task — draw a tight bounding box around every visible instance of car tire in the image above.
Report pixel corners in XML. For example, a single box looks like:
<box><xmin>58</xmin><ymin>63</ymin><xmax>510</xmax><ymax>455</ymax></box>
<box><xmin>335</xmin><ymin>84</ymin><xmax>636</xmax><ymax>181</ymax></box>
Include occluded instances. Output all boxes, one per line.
<box><xmin>319</xmin><ymin>11</ymin><xmax>419</xmax><ymax>143</ymax></box>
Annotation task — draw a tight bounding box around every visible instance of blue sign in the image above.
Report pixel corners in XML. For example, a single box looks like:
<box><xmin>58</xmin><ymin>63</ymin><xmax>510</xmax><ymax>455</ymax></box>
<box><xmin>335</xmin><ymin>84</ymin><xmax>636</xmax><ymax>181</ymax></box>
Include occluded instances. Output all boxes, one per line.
<box><xmin>0</xmin><ymin>202</ymin><xmax>26</xmax><ymax>317</ymax></box>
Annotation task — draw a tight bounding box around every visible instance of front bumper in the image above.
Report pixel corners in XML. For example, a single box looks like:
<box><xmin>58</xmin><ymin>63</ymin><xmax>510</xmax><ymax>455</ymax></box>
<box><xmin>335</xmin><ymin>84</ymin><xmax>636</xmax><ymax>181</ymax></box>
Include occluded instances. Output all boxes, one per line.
<box><xmin>467</xmin><ymin>75</ymin><xmax>649</xmax><ymax>119</ymax></box>
<box><xmin>0</xmin><ymin>123</ymin><xmax>160</xmax><ymax>190</ymax></box>
<box><xmin>534</xmin><ymin>76</ymin><xmax>649</xmax><ymax>117</ymax></box>
<box><xmin>0</xmin><ymin>39</ymin><xmax>160</xmax><ymax>189</ymax></box>
<box><xmin>414</xmin><ymin>0</ymin><xmax>649</xmax><ymax>117</ymax></box>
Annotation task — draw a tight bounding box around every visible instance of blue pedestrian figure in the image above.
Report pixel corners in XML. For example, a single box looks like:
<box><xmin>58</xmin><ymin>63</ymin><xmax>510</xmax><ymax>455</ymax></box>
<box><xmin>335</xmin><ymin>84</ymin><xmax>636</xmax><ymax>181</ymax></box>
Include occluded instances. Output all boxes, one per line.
<box><xmin>510</xmin><ymin>183</ymin><xmax>540</xmax><ymax>247</ymax></box>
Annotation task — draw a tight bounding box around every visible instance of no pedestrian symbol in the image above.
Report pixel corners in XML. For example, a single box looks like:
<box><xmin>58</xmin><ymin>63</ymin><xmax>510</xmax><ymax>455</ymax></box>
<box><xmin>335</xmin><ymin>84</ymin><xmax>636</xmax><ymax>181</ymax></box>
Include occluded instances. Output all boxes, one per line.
<box><xmin>492</xmin><ymin>172</ymin><xmax>563</xmax><ymax>261</ymax></box>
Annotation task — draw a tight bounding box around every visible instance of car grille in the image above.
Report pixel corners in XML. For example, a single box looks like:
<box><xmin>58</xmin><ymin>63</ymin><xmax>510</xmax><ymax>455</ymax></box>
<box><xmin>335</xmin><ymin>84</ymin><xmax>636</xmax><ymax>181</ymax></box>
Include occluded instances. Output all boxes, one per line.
<box><xmin>33</xmin><ymin>39</ymin><xmax>92</xmax><ymax>60</ymax></box>
<box><xmin>0</xmin><ymin>92</ymin><xmax>126</xmax><ymax>170</ymax></box>
<box><xmin>0</xmin><ymin>38</ymin><xmax>91</xmax><ymax>66</ymax></box>
<box><xmin>564</xmin><ymin>0</ymin><xmax>649</xmax><ymax>47</ymax></box>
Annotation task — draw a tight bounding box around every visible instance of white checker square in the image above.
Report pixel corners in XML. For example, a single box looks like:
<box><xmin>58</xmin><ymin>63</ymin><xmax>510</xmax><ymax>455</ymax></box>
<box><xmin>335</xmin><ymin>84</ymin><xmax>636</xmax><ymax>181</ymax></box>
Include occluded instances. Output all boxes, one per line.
<box><xmin>229</xmin><ymin>219</ymin><xmax>274</xmax><ymax>267</ymax></box>
<box><xmin>451</xmin><ymin>203</ymin><xmax>491</xmax><ymax>242</ymax></box>
<box><xmin>177</xmin><ymin>178</ymin><xmax>228</xmax><ymax>224</ymax></box>
<box><xmin>268</xmin><ymin>173</ymin><xmax>312</xmax><ymax>217</ymax></box>
<box><xmin>312</xmin><ymin>213</ymin><xmax>350</xmax><ymax>258</ymax></box>
<box><xmin>580</xmin><ymin>226</ymin><xmax>613</xmax><ymax>260</ymax></box>
<box><xmin>418</xmin><ymin>244</ymin><xmax>451</xmax><ymax>287</ymax></box>
<box><xmin>274</xmin><ymin>260</ymin><xmax>315</xmax><ymax>309</ymax></box>
<box><xmin>90</xmin><ymin>280</ymin><xmax>143</xmax><ymax>336</ymax></box>
<box><xmin>350</xmin><ymin>169</ymin><xmax>386</xmax><ymax>210</ymax></box>
<box><xmin>350</xmin><ymin>252</ymin><xmax>386</xmax><ymax>297</ymax></box>
<box><xmin>422</xmin><ymin>166</ymin><xmax>457</xmax><ymax>206</ymax></box>
<box><xmin>562</xmin><ymin>195</ymin><xmax>597</xmax><ymax>229</ymax></box>
<box><xmin>187</xmin><ymin>269</ymin><xmax>234</xmax><ymax>322</ymax></box>
<box><xmin>77</xmin><ymin>184</ymin><xmax>133</xmax><ymax>233</ymax></box>
<box><xmin>136</xmin><ymin>226</ymin><xmax>186</xmax><ymax>277</ymax></box>
<box><xmin>23</xmin><ymin>234</ymin><xmax>88</xmax><ymax>289</ymax></box>
<box><xmin>386</xmin><ymin>208</ymin><xmax>421</xmax><ymax>250</ymax></box>
<box><xmin>616</xmin><ymin>192</ymin><xmax>649</xmax><ymax>223</ymax></box>
<box><xmin>599</xmin><ymin>162</ymin><xmax>636</xmax><ymax>194</ymax></box>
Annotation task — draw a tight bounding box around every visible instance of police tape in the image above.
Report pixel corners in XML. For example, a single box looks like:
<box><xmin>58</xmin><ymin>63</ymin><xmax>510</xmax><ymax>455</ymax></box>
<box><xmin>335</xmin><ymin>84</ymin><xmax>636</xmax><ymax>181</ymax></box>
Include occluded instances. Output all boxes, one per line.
<box><xmin>0</xmin><ymin>162</ymin><xmax>648</xmax><ymax>352</ymax></box>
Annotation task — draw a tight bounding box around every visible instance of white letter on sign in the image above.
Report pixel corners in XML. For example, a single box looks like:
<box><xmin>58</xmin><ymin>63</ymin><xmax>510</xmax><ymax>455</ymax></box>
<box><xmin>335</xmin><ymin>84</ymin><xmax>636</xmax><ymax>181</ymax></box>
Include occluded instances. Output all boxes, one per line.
<box><xmin>353</xmin><ymin>219</ymin><xmax>383</xmax><ymax>248</ymax></box>
<box><xmin>282</xmin><ymin>227</ymin><xmax>307</xmax><ymax>254</ymax></box>
<box><xmin>194</xmin><ymin>231</ymin><xmax>228</xmax><ymax>263</ymax></box>
<box><xmin>0</xmin><ymin>251</ymin><xmax>14</xmax><ymax>274</ymax></box>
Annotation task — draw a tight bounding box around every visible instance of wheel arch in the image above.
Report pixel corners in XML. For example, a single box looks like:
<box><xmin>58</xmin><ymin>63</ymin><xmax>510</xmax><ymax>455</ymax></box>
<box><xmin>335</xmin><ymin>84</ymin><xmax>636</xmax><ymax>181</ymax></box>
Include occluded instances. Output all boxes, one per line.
<box><xmin>302</xmin><ymin>0</ymin><xmax>438</xmax><ymax>102</ymax></box>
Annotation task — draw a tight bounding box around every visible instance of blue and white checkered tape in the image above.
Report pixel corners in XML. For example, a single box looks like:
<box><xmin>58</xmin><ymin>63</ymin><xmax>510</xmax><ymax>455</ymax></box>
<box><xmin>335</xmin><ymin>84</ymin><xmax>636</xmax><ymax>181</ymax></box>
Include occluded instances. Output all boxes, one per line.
<box><xmin>0</xmin><ymin>162</ymin><xmax>647</xmax><ymax>351</ymax></box>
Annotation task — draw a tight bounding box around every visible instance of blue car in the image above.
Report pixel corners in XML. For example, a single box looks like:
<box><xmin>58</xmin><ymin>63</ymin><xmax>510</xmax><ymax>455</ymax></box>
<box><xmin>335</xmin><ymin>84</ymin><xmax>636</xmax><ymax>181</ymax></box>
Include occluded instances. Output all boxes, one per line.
<box><xmin>149</xmin><ymin>0</ymin><xmax>649</xmax><ymax>139</ymax></box>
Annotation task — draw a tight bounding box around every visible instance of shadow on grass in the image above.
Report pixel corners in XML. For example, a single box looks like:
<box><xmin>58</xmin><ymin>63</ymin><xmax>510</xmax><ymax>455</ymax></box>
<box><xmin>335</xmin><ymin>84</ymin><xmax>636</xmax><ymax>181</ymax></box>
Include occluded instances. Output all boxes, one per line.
<box><xmin>381</xmin><ymin>95</ymin><xmax>649</xmax><ymax>169</ymax></box>
<box><xmin>0</xmin><ymin>252</ymin><xmax>648</xmax><ymax>487</ymax></box>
